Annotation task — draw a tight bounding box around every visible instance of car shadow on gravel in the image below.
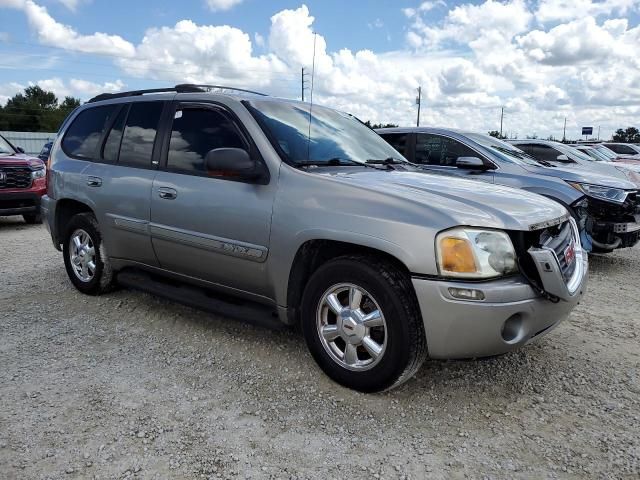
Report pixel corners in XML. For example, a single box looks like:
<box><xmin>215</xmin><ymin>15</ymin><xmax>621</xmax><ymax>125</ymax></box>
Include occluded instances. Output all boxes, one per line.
<box><xmin>0</xmin><ymin>217</ymin><xmax>43</xmax><ymax>231</ymax></box>
<box><xmin>588</xmin><ymin>250</ymin><xmax>640</xmax><ymax>275</ymax></box>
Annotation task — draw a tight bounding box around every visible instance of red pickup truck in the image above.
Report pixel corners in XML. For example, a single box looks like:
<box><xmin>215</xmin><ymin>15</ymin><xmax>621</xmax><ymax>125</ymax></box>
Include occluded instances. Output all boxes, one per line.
<box><xmin>0</xmin><ymin>134</ymin><xmax>47</xmax><ymax>224</ymax></box>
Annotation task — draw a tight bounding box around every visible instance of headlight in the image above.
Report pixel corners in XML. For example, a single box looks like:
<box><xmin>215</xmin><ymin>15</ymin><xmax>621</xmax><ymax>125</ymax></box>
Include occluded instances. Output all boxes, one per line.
<box><xmin>31</xmin><ymin>167</ymin><xmax>46</xmax><ymax>179</ymax></box>
<box><xmin>567</xmin><ymin>182</ymin><xmax>628</xmax><ymax>203</ymax></box>
<box><xmin>436</xmin><ymin>228</ymin><xmax>518</xmax><ymax>279</ymax></box>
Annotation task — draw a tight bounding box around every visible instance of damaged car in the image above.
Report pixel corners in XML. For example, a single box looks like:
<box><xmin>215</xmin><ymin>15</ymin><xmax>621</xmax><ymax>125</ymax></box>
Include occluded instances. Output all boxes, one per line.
<box><xmin>377</xmin><ymin>128</ymin><xmax>640</xmax><ymax>253</ymax></box>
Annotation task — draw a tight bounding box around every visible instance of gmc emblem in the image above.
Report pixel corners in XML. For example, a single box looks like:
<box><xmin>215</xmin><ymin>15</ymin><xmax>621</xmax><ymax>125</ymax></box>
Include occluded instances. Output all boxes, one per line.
<box><xmin>564</xmin><ymin>242</ymin><xmax>576</xmax><ymax>266</ymax></box>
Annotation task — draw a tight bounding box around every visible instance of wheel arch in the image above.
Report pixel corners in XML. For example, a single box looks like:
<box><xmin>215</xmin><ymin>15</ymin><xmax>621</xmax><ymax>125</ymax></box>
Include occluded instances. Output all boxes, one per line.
<box><xmin>54</xmin><ymin>198</ymin><xmax>95</xmax><ymax>248</ymax></box>
<box><xmin>283</xmin><ymin>238</ymin><xmax>414</xmax><ymax>326</ymax></box>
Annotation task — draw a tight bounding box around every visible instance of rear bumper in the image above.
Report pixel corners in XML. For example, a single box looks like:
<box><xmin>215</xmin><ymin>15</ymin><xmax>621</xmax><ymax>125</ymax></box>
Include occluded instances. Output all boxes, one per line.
<box><xmin>0</xmin><ymin>190</ymin><xmax>44</xmax><ymax>216</ymax></box>
<box><xmin>412</xmin><ymin>256</ymin><xmax>588</xmax><ymax>359</ymax></box>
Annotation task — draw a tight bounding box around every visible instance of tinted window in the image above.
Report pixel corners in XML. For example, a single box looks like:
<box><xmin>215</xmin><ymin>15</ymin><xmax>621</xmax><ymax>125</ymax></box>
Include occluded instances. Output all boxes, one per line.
<box><xmin>62</xmin><ymin>105</ymin><xmax>117</xmax><ymax>159</ymax></box>
<box><xmin>415</xmin><ymin>133</ymin><xmax>478</xmax><ymax>166</ymax></box>
<box><xmin>607</xmin><ymin>144</ymin><xmax>636</xmax><ymax>154</ymax></box>
<box><xmin>527</xmin><ymin>144</ymin><xmax>561</xmax><ymax>162</ymax></box>
<box><xmin>101</xmin><ymin>106</ymin><xmax>128</xmax><ymax>163</ymax></box>
<box><xmin>380</xmin><ymin>133</ymin><xmax>408</xmax><ymax>156</ymax></box>
<box><xmin>167</xmin><ymin>107</ymin><xmax>246</xmax><ymax>174</ymax></box>
<box><xmin>118</xmin><ymin>102</ymin><xmax>164</xmax><ymax>168</ymax></box>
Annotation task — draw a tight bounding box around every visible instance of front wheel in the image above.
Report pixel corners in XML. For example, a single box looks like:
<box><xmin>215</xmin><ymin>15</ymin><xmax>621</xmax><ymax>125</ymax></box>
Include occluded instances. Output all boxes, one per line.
<box><xmin>62</xmin><ymin>213</ymin><xmax>115</xmax><ymax>295</ymax></box>
<box><xmin>301</xmin><ymin>255</ymin><xmax>427</xmax><ymax>392</ymax></box>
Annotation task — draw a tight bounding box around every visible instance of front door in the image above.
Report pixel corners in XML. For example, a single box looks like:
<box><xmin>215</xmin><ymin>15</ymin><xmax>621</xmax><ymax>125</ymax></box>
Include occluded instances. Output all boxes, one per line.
<box><xmin>150</xmin><ymin>102</ymin><xmax>276</xmax><ymax>299</ymax></box>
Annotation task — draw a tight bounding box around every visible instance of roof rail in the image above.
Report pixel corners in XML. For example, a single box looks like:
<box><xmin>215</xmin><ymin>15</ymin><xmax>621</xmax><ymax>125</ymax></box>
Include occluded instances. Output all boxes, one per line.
<box><xmin>88</xmin><ymin>84</ymin><xmax>267</xmax><ymax>103</ymax></box>
<box><xmin>174</xmin><ymin>84</ymin><xmax>268</xmax><ymax>96</ymax></box>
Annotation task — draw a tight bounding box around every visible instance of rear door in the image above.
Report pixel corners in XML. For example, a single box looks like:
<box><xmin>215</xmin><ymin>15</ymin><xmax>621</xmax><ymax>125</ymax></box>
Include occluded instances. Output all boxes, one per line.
<box><xmin>413</xmin><ymin>133</ymin><xmax>495</xmax><ymax>182</ymax></box>
<box><xmin>149</xmin><ymin>101</ymin><xmax>276</xmax><ymax>298</ymax></box>
<box><xmin>80</xmin><ymin>100</ymin><xmax>166</xmax><ymax>266</ymax></box>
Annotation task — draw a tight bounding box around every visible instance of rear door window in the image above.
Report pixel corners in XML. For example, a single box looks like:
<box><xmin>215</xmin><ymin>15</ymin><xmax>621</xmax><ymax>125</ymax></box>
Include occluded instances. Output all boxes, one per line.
<box><xmin>166</xmin><ymin>106</ymin><xmax>247</xmax><ymax>175</ymax></box>
<box><xmin>61</xmin><ymin>105</ymin><xmax>118</xmax><ymax>159</ymax></box>
<box><xmin>101</xmin><ymin>106</ymin><xmax>128</xmax><ymax>163</ymax></box>
<box><xmin>118</xmin><ymin>102</ymin><xmax>164</xmax><ymax>168</ymax></box>
<box><xmin>527</xmin><ymin>144</ymin><xmax>562</xmax><ymax>162</ymax></box>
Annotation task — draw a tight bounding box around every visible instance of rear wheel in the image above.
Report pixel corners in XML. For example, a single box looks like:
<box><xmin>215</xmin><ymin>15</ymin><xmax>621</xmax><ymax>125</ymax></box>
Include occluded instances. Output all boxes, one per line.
<box><xmin>23</xmin><ymin>213</ymin><xmax>42</xmax><ymax>224</ymax></box>
<box><xmin>301</xmin><ymin>255</ymin><xmax>427</xmax><ymax>392</ymax></box>
<box><xmin>62</xmin><ymin>213</ymin><xmax>115</xmax><ymax>295</ymax></box>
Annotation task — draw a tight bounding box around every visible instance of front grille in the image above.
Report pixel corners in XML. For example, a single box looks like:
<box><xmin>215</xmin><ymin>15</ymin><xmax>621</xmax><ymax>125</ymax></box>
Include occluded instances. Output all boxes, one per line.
<box><xmin>539</xmin><ymin>221</ymin><xmax>576</xmax><ymax>282</ymax></box>
<box><xmin>509</xmin><ymin>220</ymin><xmax>577</xmax><ymax>287</ymax></box>
<box><xmin>0</xmin><ymin>166</ymin><xmax>32</xmax><ymax>189</ymax></box>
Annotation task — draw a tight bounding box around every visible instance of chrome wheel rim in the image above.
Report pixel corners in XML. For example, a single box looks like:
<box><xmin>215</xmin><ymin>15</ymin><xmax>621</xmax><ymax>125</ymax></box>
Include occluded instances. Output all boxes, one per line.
<box><xmin>316</xmin><ymin>283</ymin><xmax>387</xmax><ymax>371</ymax></box>
<box><xmin>69</xmin><ymin>229</ymin><xmax>96</xmax><ymax>283</ymax></box>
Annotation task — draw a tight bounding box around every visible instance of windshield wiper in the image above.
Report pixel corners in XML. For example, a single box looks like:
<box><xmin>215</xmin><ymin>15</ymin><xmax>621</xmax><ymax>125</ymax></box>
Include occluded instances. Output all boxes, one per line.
<box><xmin>365</xmin><ymin>157</ymin><xmax>405</xmax><ymax>170</ymax></box>
<box><xmin>295</xmin><ymin>157</ymin><xmax>389</xmax><ymax>171</ymax></box>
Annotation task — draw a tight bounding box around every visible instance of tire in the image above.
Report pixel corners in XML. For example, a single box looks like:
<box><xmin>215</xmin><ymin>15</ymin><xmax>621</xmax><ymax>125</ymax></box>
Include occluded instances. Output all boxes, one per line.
<box><xmin>23</xmin><ymin>213</ymin><xmax>42</xmax><ymax>224</ymax></box>
<box><xmin>301</xmin><ymin>254</ymin><xmax>427</xmax><ymax>392</ymax></box>
<box><xmin>62</xmin><ymin>212</ymin><xmax>115</xmax><ymax>295</ymax></box>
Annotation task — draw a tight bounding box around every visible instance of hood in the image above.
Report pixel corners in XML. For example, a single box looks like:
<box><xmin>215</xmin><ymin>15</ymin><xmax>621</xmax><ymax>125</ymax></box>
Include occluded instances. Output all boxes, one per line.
<box><xmin>521</xmin><ymin>163</ymin><xmax>635</xmax><ymax>189</ymax></box>
<box><xmin>0</xmin><ymin>153</ymin><xmax>43</xmax><ymax>167</ymax></box>
<box><xmin>314</xmin><ymin>168</ymin><xmax>568</xmax><ymax>232</ymax></box>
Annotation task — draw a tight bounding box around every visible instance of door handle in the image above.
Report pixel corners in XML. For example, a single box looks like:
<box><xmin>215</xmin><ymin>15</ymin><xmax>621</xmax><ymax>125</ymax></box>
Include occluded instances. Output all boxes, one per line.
<box><xmin>158</xmin><ymin>187</ymin><xmax>177</xmax><ymax>200</ymax></box>
<box><xmin>87</xmin><ymin>176</ymin><xmax>102</xmax><ymax>187</ymax></box>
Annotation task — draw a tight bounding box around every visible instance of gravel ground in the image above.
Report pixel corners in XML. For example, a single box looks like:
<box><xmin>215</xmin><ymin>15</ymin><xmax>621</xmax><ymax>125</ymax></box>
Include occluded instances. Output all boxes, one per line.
<box><xmin>1</xmin><ymin>217</ymin><xmax>639</xmax><ymax>480</ymax></box>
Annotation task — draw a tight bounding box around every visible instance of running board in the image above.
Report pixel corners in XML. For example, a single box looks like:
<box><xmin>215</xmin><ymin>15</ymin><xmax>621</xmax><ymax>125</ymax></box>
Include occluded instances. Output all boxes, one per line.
<box><xmin>116</xmin><ymin>269</ymin><xmax>285</xmax><ymax>330</ymax></box>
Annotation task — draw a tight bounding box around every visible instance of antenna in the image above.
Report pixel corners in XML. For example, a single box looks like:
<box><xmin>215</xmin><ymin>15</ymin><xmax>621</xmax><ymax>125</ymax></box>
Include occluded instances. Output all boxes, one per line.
<box><xmin>307</xmin><ymin>32</ymin><xmax>317</xmax><ymax>161</ymax></box>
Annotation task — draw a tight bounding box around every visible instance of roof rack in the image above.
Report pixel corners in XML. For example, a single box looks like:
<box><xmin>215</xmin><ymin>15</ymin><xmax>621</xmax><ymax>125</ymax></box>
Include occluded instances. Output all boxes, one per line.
<box><xmin>88</xmin><ymin>84</ymin><xmax>267</xmax><ymax>103</ymax></box>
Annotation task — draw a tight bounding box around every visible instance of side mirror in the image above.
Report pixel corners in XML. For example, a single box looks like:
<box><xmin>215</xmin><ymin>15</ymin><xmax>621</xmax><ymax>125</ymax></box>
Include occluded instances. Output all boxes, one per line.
<box><xmin>205</xmin><ymin>148</ymin><xmax>264</xmax><ymax>182</ymax></box>
<box><xmin>16</xmin><ymin>146</ymin><xmax>25</xmax><ymax>154</ymax></box>
<box><xmin>556</xmin><ymin>154</ymin><xmax>572</xmax><ymax>163</ymax></box>
<box><xmin>456</xmin><ymin>156</ymin><xmax>488</xmax><ymax>170</ymax></box>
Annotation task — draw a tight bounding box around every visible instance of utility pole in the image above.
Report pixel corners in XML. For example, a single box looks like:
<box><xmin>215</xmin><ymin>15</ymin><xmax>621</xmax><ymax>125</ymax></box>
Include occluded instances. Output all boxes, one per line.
<box><xmin>301</xmin><ymin>67</ymin><xmax>309</xmax><ymax>102</ymax></box>
<box><xmin>597</xmin><ymin>125</ymin><xmax>600</xmax><ymax>140</ymax></box>
<box><xmin>416</xmin><ymin>86</ymin><xmax>422</xmax><ymax>127</ymax></box>
<box><xmin>499</xmin><ymin>107</ymin><xmax>504</xmax><ymax>138</ymax></box>
<box><xmin>562</xmin><ymin>117</ymin><xmax>567</xmax><ymax>143</ymax></box>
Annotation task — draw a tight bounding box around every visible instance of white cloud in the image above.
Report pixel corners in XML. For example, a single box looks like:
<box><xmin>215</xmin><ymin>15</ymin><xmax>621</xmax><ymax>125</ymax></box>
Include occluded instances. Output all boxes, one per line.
<box><xmin>57</xmin><ymin>0</ymin><xmax>81</xmax><ymax>11</ymax></box>
<box><xmin>2</xmin><ymin>0</ymin><xmax>640</xmax><ymax>139</ymax></box>
<box><xmin>205</xmin><ymin>0</ymin><xmax>243</xmax><ymax>12</ymax></box>
<box><xmin>1</xmin><ymin>0</ymin><xmax>134</xmax><ymax>56</ymax></box>
<box><xmin>534</xmin><ymin>0</ymin><xmax>640</xmax><ymax>23</ymax></box>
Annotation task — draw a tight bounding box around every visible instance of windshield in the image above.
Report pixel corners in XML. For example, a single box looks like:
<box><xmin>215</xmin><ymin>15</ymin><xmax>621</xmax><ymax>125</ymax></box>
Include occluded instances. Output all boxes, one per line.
<box><xmin>594</xmin><ymin>145</ymin><xmax>618</xmax><ymax>159</ymax></box>
<box><xmin>0</xmin><ymin>135</ymin><xmax>17</xmax><ymax>155</ymax></box>
<box><xmin>463</xmin><ymin>133</ymin><xmax>545</xmax><ymax>167</ymax></box>
<box><xmin>564</xmin><ymin>145</ymin><xmax>595</xmax><ymax>162</ymax></box>
<box><xmin>245</xmin><ymin>100</ymin><xmax>407</xmax><ymax>166</ymax></box>
<box><xmin>579</xmin><ymin>147</ymin><xmax>610</xmax><ymax>162</ymax></box>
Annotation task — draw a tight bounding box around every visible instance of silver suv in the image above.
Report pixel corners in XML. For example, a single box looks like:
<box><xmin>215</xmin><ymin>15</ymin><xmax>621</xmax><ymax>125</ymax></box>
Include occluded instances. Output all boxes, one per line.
<box><xmin>43</xmin><ymin>85</ymin><xmax>588</xmax><ymax>392</ymax></box>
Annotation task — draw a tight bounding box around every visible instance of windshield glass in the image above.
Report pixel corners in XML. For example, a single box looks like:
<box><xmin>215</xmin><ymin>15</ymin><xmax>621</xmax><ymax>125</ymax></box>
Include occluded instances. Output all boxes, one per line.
<box><xmin>0</xmin><ymin>135</ymin><xmax>16</xmax><ymax>155</ymax></box>
<box><xmin>245</xmin><ymin>100</ymin><xmax>407</xmax><ymax>166</ymax></box>
<box><xmin>594</xmin><ymin>145</ymin><xmax>618</xmax><ymax>159</ymax></box>
<box><xmin>579</xmin><ymin>147</ymin><xmax>610</xmax><ymax>162</ymax></box>
<box><xmin>563</xmin><ymin>145</ymin><xmax>594</xmax><ymax>162</ymax></box>
<box><xmin>463</xmin><ymin>133</ymin><xmax>545</xmax><ymax>167</ymax></box>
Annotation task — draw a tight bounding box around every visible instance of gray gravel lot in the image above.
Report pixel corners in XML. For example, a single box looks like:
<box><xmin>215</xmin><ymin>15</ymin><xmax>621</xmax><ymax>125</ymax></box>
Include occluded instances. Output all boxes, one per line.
<box><xmin>0</xmin><ymin>217</ymin><xmax>639</xmax><ymax>479</ymax></box>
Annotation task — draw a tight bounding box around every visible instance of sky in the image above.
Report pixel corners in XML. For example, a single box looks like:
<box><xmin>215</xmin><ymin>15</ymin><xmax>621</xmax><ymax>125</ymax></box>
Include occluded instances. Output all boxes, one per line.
<box><xmin>0</xmin><ymin>0</ymin><xmax>639</xmax><ymax>139</ymax></box>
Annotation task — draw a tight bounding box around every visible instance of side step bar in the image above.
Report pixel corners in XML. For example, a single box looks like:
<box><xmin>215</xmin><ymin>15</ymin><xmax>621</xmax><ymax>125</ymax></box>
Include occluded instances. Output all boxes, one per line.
<box><xmin>116</xmin><ymin>269</ymin><xmax>286</xmax><ymax>331</ymax></box>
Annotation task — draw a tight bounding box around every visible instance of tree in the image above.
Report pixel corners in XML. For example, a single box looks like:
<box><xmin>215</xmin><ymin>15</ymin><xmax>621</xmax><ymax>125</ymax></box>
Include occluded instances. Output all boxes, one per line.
<box><xmin>488</xmin><ymin>130</ymin><xmax>506</xmax><ymax>139</ymax></box>
<box><xmin>0</xmin><ymin>86</ymin><xmax>81</xmax><ymax>132</ymax></box>
<box><xmin>612</xmin><ymin>127</ymin><xmax>640</xmax><ymax>143</ymax></box>
<box><xmin>364</xmin><ymin>120</ymin><xmax>399</xmax><ymax>129</ymax></box>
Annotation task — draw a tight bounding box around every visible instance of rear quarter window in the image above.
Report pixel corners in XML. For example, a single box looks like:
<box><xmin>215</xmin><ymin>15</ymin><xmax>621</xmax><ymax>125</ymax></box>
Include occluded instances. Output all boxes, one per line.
<box><xmin>61</xmin><ymin>105</ymin><xmax>118</xmax><ymax>159</ymax></box>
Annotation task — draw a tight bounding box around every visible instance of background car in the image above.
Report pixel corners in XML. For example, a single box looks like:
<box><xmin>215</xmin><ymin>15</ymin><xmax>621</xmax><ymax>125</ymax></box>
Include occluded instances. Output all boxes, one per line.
<box><xmin>602</xmin><ymin>143</ymin><xmax>640</xmax><ymax>159</ymax></box>
<box><xmin>0</xmin><ymin>134</ymin><xmax>47</xmax><ymax>224</ymax></box>
<box><xmin>508</xmin><ymin>139</ymin><xmax>640</xmax><ymax>187</ymax></box>
<box><xmin>377</xmin><ymin>127</ymin><xmax>640</xmax><ymax>253</ymax></box>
